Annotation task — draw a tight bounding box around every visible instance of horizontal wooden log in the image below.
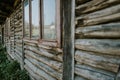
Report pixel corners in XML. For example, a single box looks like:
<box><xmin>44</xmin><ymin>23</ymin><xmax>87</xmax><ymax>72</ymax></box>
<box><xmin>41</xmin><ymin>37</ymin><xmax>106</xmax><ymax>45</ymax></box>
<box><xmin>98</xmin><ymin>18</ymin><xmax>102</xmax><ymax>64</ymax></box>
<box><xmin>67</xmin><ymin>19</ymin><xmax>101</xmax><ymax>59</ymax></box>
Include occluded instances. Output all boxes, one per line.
<box><xmin>75</xmin><ymin>50</ymin><xmax>119</xmax><ymax>73</ymax></box>
<box><xmin>15</xmin><ymin>40</ymin><xmax>22</xmax><ymax>43</ymax></box>
<box><xmin>15</xmin><ymin>35</ymin><xmax>22</xmax><ymax>38</ymax></box>
<box><xmin>24</xmin><ymin>40</ymin><xmax>63</xmax><ymax>53</ymax></box>
<box><xmin>38</xmin><ymin>44</ymin><xmax>63</xmax><ymax>53</ymax></box>
<box><xmin>15</xmin><ymin>46</ymin><xmax>22</xmax><ymax>52</ymax></box>
<box><xmin>84</xmin><ymin>12</ymin><xmax>120</xmax><ymax>26</ymax></box>
<box><xmin>76</xmin><ymin>23</ymin><xmax>120</xmax><ymax>38</ymax></box>
<box><xmin>25</xmin><ymin>54</ymin><xmax>62</xmax><ymax>80</ymax></box>
<box><xmin>76</xmin><ymin>0</ymin><xmax>91</xmax><ymax>5</ymax></box>
<box><xmin>14</xmin><ymin>18</ymin><xmax>22</xmax><ymax>23</ymax></box>
<box><xmin>76</xmin><ymin>0</ymin><xmax>120</xmax><ymax>14</ymax></box>
<box><xmin>14</xmin><ymin>31</ymin><xmax>22</xmax><ymax>35</ymax></box>
<box><xmin>76</xmin><ymin>4</ymin><xmax>120</xmax><ymax>19</ymax></box>
<box><xmin>14</xmin><ymin>28</ymin><xmax>22</xmax><ymax>32</ymax></box>
<box><xmin>25</xmin><ymin>59</ymin><xmax>56</xmax><ymax>80</ymax></box>
<box><xmin>75</xmin><ymin>75</ymin><xmax>89</xmax><ymax>80</ymax></box>
<box><xmin>7</xmin><ymin>51</ymin><xmax>15</xmax><ymax>59</ymax></box>
<box><xmin>25</xmin><ymin>45</ymin><xmax>62</xmax><ymax>62</ymax></box>
<box><xmin>116</xmin><ymin>71</ymin><xmax>120</xmax><ymax>80</ymax></box>
<box><xmin>24</xmin><ymin>41</ymin><xmax>37</xmax><ymax>47</ymax></box>
<box><xmin>25</xmin><ymin>50</ymin><xmax>62</xmax><ymax>73</ymax></box>
<box><xmin>13</xmin><ymin>52</ymin><xmax>23</xmax><ymax>65</ymax></box>
<box><xmin>24</xmin><ymin>65</ymin><xmax>44</xmax><ymax>80</ymax></box>
<box><xmin>15</xmin><ymin>43</ymin><xmax>22</xmax><ymax>47</ymax></box>
<box><xmin>75</xmin><ymin>50</ymin><xmax>120</xmax><ymax>64</ymax></box>
<box><xmin>14</xmin><ymin>49</ymin><xmax>22</xmax><ymax>57</ymax></box>
<box><xmin>25</xmin><ymin>43</ymin><xmax>62</xmax><ymax>54</ymax></box>
<box><xmin>75</xmin><ymin>64</ymin><xmax>115</xmax><ymax>80</ymax></box>
<box><xmin>75</xmin><ymin>39</ymin><xmax>120</xmax><ymax>56</ymax></box>
<box><xmin>24</xmin><ymin>39</ymin><xmax>59</xmax><ymax>47</ymax></box>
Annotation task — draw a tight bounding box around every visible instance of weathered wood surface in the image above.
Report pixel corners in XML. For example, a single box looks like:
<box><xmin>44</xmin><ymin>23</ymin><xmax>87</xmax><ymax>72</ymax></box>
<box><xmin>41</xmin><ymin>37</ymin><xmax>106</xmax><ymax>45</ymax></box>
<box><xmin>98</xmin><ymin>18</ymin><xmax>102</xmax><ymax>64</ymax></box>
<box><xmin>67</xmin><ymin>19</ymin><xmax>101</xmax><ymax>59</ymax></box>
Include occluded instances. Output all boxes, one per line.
<box><xmin>24</xmin><ymin>39</ymin><xmax>62</xmax><ymax>80</ymax></box>
<box><xmin>13</xmin><ymin>52</ymin><xmax>22</xmax><ymax>64</ymax></box>
<box><xmin>24</xmin><ymin>41</ymin><xmax>63</xmax><ymax>54</ymax></box>
<box><xmin>24</xmin><ymin>65</ymin><xmax>45</xmax><ymax>80</ymax></box>
<box><xmin>25</xmin><ymin>59</ymin><xmax>56</xmax><ymax>80</ymax></box>
<box><xmin>75</xmin><ymin>50</ymin><xmax>119</xmax><ymax>73</ymax></box>
<box><xmin>24</xmin><ymin>45</ymin><xmax>62</xmax><ymax>62</ymax></box>
<box><xmin>75</xmin><ymin>39</ymin><xmax>120</xmax><ymax>56</ymax></box>
<box><xmin>15</xmin><ymin>46</ymin><xmax>22</xmax><ymax>52</ymax></box>
<box><xmin>76</xmin><ymin>4</ymin><xmax>120</xmax><ymax>19</ymax></box>
<box><xmin>76</xmin><ymin>23</ymin><xmax>120</xmax><ymax>38</ymax></box>
<box><xmin>75</xmin><ymin>64</ymin><xmax>115</xmax><ymax>80</ymax></box>
<box><xmin>75</xmin><ymin>76</ymin><xmax>88</xmax><ymax>80</ymax></box>
<box><xmin>76</xmin><ymin>0</ymin><xmax>91</xmax><ymax>5</ymax></box>
<box><xmin>25</xmin><ymin>54</ymin><xmax>62</xmax><ymax>80</ymax></box>
<box><xmin>25</xmin><ymin>50</ymin><xmax>62</xmax><ymax>73</ymax></box>
<box><xmin>24</xmin><ymin>40</ymin><xmax>63</xmax><ymax>53</ymax></box>
<box><xmin>63</xmin><ymin>0</ymin><xmax>75</xmax><ymax>80</ymax></box>
<box><xmin>76</xmin><ymin>0</ymin><xmax>120</xmax><ymax>14</ymax></box>
<box><xmin>14</xmin><ymin>49</ymin><xmax>22</xmax><ymax>57</ymax></box>
<box><xmin>75</xmin><ymin>0</ymin><xmax>120</xmax><ymax>79</ymax></box>
<box><xmin>116</xmin><ymin>71</ymin><xmax>120</xmax><ymax>80</ymax></box>
<box><xmin>14</xmin><ymin>28</ymin><xmax>22</xmax><ymax>32</ymax></box>
<box><xmin>76</xmin><ymin>12</ymin><xmax>120</xmax><ymax>26</ymax></box>
<box><xmin>84</xmin><ymin>12</ymin><xmax>120</xmax><ymax>26</ymax></box>
<box><xmin>75</xmin><ymin>50</ymin><xmax>120</xmax><ymax>64</ymax></box>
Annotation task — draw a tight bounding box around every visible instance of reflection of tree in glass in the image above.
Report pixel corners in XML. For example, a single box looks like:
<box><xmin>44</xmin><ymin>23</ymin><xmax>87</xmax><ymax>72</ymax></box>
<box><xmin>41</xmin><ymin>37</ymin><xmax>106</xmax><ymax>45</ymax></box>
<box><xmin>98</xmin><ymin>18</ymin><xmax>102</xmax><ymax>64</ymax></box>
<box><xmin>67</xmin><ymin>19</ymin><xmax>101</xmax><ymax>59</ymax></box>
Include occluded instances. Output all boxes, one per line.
<box><xmin>25</xmin><ymin>21</ymin><xmax>29</xmax><ymax>29</ymax></box>
<box><xmin>31</xmin><ymin>24</ymin><xmax>39</xmax><ymax>38</ymax></box>
<box><xmin>44</xmin><ymin>22</ymin><xmax>56</xmax><ymax>40</ymax></box>
<box><xmin>25</xmin><ymin>21</ymin><xmax>29</xmax><ymax>36</ymax></box>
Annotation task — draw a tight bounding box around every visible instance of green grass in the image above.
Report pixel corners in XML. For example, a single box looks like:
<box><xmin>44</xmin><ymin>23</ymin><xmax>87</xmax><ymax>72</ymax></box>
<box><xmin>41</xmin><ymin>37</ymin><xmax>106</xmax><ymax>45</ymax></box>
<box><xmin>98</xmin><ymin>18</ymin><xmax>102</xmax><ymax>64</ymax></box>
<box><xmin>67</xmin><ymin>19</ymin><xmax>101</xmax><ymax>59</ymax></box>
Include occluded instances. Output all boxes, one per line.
<box><xmin>0</xmin><ymin>45</ymin><xmax>30</xmax><ymax>80</ymax></box>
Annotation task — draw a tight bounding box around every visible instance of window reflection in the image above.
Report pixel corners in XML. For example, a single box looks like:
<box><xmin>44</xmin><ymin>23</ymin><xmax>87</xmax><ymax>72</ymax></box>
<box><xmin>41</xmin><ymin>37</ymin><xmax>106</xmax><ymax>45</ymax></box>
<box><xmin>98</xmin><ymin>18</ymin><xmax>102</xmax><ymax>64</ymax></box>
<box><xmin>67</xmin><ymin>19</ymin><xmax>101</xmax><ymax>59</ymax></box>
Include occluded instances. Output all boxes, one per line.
<box><xmin>24</xmin><ymin>0</ymin><xmax>30</xmax><ymax>37</ymax></box>
<box><xmin>43</xmin><ymin>0</ymin><xmax>56</xmax><ymax>40</ymax></box>
<box><xmin>31</xmin><ymin>0</ymin><xmax>40</xmax><ymax>39</ymax></box>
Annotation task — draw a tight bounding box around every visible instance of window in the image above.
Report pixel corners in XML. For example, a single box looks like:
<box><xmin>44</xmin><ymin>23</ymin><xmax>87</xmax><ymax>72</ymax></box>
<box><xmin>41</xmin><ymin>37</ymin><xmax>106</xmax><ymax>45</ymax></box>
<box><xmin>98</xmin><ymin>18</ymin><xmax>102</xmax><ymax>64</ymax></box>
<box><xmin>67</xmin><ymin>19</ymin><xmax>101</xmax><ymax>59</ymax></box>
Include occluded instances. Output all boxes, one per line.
<box><xmin>23</xmin><ymin>0</ymin><xmax>61</xmax><ymax>47</ymax></box>
<box><xmin>31</xmin><ymin>0</ymin><xmax>40</xmax><ymax>39</ymax></box>
<box><xmin>43</xmin><ymin>0</ymin><xmax>56</xmax><ymax>40</ymax></box>
<box><xmin>24</xmin><ymin>0</ymin><xmax>30</xmax><ymax>38</ymax></box>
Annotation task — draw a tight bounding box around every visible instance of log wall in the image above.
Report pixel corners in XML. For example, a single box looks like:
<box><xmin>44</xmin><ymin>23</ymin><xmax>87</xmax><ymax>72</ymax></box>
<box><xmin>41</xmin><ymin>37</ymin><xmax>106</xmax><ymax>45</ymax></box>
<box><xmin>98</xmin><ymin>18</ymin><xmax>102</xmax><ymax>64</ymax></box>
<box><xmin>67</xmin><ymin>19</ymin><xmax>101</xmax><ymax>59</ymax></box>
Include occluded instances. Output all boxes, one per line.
<box><xmin>1</xmin><ymin>0</ymin><xmax>120</xmax><ymax>80</ymax></box>
<box><xmin>2</xmin><ymin>3</ymin><xmax>63</xmax><ymax>80</ymax></box>
<box><xmin>75</xmin><ymin>0</ymin><xmax>120</xmax><ymax>80</ymax></box>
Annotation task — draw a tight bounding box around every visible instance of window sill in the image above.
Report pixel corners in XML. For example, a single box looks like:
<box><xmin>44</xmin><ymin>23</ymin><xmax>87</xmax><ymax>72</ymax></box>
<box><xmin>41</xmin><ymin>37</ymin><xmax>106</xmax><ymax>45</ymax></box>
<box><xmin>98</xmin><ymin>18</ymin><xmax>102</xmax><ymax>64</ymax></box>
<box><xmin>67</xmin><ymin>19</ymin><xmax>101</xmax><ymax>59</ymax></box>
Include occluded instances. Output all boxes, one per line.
<box><xmin>23</xmin><ymin>38</ymin><xmax>60</xmax><ymax>48</ymax></box>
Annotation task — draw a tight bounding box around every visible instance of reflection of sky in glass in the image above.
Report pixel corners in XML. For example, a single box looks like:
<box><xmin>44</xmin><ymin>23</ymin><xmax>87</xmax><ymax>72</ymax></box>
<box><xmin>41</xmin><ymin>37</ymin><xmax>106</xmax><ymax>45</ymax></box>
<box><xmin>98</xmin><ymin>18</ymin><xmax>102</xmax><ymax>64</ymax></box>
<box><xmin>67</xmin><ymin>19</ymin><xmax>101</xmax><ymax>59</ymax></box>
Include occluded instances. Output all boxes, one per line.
<box><xmin>24</xmin><ymin>0</ymin><xmax>30</xmax><ymax>37</ymax></box>
<box><xmin>24</xmin><ymin>0</ymin><xmax>56</xmax><ymax>39</ymax></box>
<box><xmin>24</xmin><ymin>0</ymin><xmax>29</xmax><ymax>25</ymax></box>
<box><xmin>24</xmin><ymin>0</ymin><xmax>55</xmax><ymax>26</ymax></box>
<box><xmin>43</xmin><ymin>0</ymin><xmax>56</xmax><ymax>40</ymax></box>
<box><xmin>32</xmin><ymin>0</ymin><xmax>39</xmax><ymax>27</ymax></box>
<box><xmin>31</xmin><ymin>0</ymin><xmax>39</xmax><ymax>38</ymax></box>
<box><xmin>43</xmin><ymin>0</ymin><xmax>55</xmax><ymax>26</ymax></box>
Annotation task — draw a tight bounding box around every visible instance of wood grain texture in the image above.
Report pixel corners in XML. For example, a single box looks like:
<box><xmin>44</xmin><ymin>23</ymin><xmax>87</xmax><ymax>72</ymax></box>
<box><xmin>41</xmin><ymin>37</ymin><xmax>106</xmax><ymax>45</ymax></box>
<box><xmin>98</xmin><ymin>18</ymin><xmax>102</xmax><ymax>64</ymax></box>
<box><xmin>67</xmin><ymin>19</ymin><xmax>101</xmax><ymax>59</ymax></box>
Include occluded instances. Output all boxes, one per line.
<box><xmin>75</xmin><ymin>64</ymin><xmax>115</xmax><ymax>80</ymax></box>
<box><xmin>25</xmin><ymin>59</ymin><xmax>56</xmax><ymax>80</ymax></box>
<box><xmin>76</xmin><ymin>23</ymin><xmax>120</xmax><ymax>38</ymax></box>
<box><xmin>75</xmin><ymin>39</ymin><xmax>120</xmax><ymax>56</ymax></box>
<box><xmin>63</xmin><ymin>0</ymin><xmax>75</xmax><ymax>80</ymax></box>
<box><xmin>25</xmin><ymin>54</ymin><xmax>62</xmax><ymax>80</ymax></box>
<box><xmin>76</xmin><ymin>0</ymin><xmax>120</xmax><ymax>14</ymax></box>
<box><xmin>25</xmin><ymin>49</ymin><xmax>62</xmax><ymax>73</ymax></box>
<box><xmin>75</xmin><ymin>50</ymin><xmax>119</xmax><ymax>73</ymax></box>
<box><xmin>76</xmin><ymin>4</ymin><xmax>120</xmax><ymax>19</ymax></box>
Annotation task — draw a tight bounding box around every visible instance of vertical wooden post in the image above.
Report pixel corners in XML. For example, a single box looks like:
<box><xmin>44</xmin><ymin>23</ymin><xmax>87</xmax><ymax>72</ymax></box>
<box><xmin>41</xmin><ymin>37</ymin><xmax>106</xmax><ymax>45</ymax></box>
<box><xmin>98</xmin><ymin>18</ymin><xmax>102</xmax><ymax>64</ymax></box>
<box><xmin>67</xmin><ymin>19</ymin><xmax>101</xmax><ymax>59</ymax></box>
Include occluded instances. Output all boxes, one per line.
<box><xmin>63</xmin><ymin>0</ymin><xmax>75</xmax><ymax>80</ymax></box>
<box><xmin>22</xmin><ymin>1</ymin><xmax>25</xmax><ymax>70</ymax></box>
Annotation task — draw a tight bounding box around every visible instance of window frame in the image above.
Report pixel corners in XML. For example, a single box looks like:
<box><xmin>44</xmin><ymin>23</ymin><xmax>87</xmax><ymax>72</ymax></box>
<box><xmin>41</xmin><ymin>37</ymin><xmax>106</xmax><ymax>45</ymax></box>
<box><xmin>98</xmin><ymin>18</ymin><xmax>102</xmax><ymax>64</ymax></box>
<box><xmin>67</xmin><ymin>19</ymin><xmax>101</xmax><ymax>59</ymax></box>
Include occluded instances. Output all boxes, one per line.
<box><xmin>23</xmin><ymin>0</ymin><xmax>61</xmax><ymax>47</ymax></box>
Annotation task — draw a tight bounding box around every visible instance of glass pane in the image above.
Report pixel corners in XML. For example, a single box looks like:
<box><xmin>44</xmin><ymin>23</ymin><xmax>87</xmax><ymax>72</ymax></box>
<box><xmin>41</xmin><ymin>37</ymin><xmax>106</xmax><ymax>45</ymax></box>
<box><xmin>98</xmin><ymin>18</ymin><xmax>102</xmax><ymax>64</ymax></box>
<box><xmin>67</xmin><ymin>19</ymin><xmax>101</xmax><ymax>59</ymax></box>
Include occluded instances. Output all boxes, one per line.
<box><xmin>43</xmin><ymin>0</ymin><xmax>56</xmax><ymax>40</ymax></box>
<box><xmin>24</xmin><ymin>0</ymin><xmax>30</xmax><ymax>37</ymax></box>
<box><xmin>31</xmin><ymin>0</ymin><xmax>40</xmax><ymax>39</ymax></box>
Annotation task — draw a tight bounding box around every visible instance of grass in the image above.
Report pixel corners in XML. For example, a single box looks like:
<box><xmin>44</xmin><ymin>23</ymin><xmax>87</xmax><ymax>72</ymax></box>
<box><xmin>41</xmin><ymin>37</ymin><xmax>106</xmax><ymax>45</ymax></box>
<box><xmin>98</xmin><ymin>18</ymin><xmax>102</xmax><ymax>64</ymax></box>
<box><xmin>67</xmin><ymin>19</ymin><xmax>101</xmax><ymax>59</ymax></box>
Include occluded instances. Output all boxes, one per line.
<box><xmin>0</xmin><ymin>45</ymin><xmax>30</xmax><ymax>80</ymax></box>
